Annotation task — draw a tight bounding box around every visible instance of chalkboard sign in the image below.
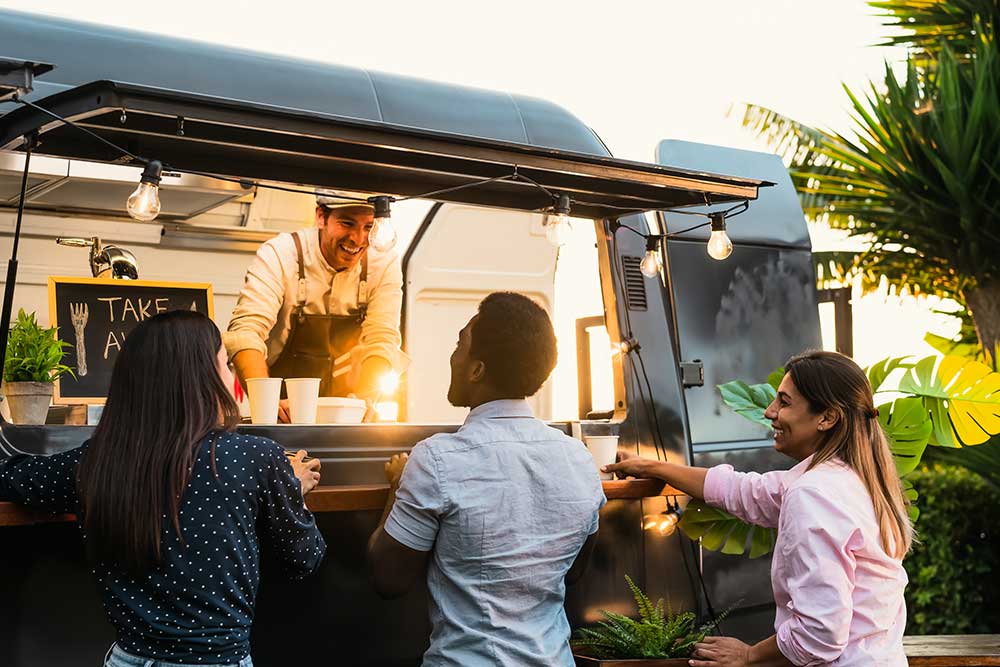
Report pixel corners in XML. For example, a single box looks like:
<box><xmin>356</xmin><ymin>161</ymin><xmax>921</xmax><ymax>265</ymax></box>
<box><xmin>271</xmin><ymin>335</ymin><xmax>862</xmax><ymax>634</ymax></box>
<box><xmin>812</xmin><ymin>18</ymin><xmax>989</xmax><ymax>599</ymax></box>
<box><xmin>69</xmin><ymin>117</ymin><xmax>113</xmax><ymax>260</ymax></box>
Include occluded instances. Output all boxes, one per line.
<box><xmin>48</xmin><ymin>277</ymin><xmax>214</xmax><ymax>403</ymax></box>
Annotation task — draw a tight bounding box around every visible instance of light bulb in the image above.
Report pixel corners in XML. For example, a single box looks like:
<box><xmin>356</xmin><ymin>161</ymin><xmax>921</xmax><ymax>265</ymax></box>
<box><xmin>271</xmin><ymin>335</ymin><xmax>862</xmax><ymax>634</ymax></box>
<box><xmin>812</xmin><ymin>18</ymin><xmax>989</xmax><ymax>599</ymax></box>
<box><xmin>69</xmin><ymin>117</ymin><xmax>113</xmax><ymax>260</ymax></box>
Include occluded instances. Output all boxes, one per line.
<box><xmin>126</xmin><ymin>160</ymin><xmax>163</xmax><ymax>222</ymax></box>
<box><xmin>544</xmin><ymin>213</ymin><xmax>571</xmax><ymax>247</ymax></box>
<box><xmin>369</xmin><ymin>217</ymin><xmax>397</xmax><ymax>251</ymax></box>
<box><xmin>657</xmin><ymin>513</ymin><xmax>679</xmax><ymax>536</ymax></box>
<box><xmin>368</xmin><ymin>196</ymin><xmax>397</xmax><ymax>252</ymax></box>
<box><xmin>544</xmin><ymin>194</ymin><xmax>573</xmax><ymax>247</ymax></box>
<box><xmin>639</xmin><ymin>249</ymin><xmax>662</xmax><ymax>277</ymax></box>
<box><xmin>707</xmin><ymin>213</ymin><xmax>734</xmax><ymax>260</ymax></box>
<box><xmin>707</xmin><ymin>229</ymin><xmax>733</xmax><ymax>260</ymax></box>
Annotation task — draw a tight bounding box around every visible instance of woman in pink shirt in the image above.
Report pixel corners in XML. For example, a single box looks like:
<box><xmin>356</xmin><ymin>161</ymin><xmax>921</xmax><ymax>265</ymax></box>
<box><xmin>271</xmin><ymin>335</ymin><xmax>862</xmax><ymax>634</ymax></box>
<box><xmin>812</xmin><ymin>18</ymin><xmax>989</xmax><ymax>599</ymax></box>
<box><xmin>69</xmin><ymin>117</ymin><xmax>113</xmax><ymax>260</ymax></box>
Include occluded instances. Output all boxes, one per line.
<box><xmin>604</xmin><ymin>351</ymin><xmax>911</xmax><ymax>667</ymax></box>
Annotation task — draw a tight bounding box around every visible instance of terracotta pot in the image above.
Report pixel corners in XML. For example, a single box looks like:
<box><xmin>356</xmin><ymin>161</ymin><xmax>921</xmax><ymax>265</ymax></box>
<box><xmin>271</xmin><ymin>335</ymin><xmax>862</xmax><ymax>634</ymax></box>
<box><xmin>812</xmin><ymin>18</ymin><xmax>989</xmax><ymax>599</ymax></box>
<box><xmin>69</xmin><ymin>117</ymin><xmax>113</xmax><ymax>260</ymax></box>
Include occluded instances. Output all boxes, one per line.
<box><xmin>3</xmin><ymin>381</ymin><xmax>54</xmax><ymax>425</ymax></box>
<box><xmin>574</xmin><ymin>654</ymin><xmax>691</xmax><ymax>667</ymax></box>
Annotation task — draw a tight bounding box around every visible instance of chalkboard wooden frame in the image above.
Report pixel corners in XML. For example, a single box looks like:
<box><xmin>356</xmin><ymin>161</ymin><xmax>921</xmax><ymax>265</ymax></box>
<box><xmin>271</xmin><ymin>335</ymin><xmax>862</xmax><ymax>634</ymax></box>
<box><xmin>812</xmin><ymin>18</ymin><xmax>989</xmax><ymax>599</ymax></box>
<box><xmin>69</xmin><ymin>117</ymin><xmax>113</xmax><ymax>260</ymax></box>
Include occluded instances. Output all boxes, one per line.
<box><xmin>48</xmin><ymin>276</ymin><xmax>214</xmax><ymax>404</ymax></box>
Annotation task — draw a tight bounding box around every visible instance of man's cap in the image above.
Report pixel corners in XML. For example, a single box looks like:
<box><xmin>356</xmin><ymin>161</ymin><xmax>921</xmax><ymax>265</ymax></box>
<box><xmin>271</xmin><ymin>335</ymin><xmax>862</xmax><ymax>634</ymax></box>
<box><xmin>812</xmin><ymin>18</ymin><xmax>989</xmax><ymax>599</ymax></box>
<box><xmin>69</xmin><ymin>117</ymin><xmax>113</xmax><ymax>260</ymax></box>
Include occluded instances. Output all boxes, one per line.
<box><xmin>315</xmin><ymin>188</ymin><xmax>375</xmax><ymax>210</ymax></box>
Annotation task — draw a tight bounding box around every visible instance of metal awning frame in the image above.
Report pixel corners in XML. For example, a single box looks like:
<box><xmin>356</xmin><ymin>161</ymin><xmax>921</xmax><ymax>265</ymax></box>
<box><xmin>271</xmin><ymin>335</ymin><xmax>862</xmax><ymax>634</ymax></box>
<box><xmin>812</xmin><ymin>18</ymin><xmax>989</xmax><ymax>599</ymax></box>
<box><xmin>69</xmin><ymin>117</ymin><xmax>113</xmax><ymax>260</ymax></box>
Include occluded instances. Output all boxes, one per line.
<box><xmin>0</xmin><ymin>80</ymin><xmax>771</xmax><ymax>220</ymax></box>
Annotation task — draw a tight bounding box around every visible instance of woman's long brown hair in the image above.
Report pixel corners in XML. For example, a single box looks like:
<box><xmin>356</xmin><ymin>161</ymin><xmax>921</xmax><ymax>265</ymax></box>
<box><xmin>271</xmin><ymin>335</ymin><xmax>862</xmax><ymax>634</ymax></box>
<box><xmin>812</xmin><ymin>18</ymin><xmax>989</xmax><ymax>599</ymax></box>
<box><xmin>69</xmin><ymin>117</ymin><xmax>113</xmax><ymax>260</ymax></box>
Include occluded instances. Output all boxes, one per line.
<box><xmin>76</xmin><ymin>310</ymin><xmax>241</xmax><ymax>575</ymax></box>
<box><xmin>785</xmin><ymin>350</ymin><xmax>913</xmax><ymax>558</ymax></box>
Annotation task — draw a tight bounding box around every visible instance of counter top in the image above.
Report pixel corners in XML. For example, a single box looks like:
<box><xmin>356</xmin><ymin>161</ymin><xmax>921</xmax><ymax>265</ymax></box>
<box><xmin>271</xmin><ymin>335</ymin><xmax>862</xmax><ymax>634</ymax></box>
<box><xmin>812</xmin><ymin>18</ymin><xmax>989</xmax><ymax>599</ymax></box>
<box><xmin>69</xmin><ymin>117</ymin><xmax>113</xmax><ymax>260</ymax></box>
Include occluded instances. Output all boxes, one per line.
<box><xmin>0</xmin><ymin>478</ymin><xmax>679</xmax><ymax>527</ymax></box>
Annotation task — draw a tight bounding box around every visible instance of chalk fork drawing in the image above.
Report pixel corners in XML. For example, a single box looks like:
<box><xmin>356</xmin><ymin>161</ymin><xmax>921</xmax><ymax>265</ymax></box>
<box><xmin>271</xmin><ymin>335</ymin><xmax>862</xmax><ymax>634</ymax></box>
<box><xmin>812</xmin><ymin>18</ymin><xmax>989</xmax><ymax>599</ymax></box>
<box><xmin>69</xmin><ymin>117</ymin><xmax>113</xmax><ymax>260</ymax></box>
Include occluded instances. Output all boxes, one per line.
<box><xmin>70</xmin><ymin>302</ymin><xmax>89</xmax><ymax>377</ymax></box>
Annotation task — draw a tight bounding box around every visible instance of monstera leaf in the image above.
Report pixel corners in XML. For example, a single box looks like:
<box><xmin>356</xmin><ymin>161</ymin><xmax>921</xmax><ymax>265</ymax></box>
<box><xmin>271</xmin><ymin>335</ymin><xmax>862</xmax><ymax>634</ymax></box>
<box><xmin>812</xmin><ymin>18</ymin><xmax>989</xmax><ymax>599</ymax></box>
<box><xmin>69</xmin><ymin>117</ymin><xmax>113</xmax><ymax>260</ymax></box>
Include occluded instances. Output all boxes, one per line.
<box><xmin>879</xmin><ymin>397</ymin><xmax>933</xmax><ymax>477</ymax></box>
<box><xmin>678</xmin><ymin>500</ymin><xmax>776</xmax><ymax>559</ymax></box>
<box><xmin>867</xmin><ymin>356</ymin><xmax>914</xmax><ymax>393</ymax></box>
<box><xmin>898</xmin><ymin>355</ymin><xmax>1000</xmax><ymax>447</ymax></box>
<box><xmin>717</xmin><ymin>380</ymin><xmax>775</xmax><ymax>428</ymax></box>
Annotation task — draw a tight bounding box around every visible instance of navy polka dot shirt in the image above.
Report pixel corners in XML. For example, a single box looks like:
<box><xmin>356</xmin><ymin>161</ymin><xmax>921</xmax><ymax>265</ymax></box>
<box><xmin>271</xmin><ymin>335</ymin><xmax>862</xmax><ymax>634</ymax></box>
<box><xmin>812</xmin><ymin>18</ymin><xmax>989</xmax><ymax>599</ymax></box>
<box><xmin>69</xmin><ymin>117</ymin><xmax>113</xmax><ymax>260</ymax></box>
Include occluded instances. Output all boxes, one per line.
<box><xmin>0</xmin><ymin>432</ymin><xmax>326</xmax><ymax>664</ymax></box>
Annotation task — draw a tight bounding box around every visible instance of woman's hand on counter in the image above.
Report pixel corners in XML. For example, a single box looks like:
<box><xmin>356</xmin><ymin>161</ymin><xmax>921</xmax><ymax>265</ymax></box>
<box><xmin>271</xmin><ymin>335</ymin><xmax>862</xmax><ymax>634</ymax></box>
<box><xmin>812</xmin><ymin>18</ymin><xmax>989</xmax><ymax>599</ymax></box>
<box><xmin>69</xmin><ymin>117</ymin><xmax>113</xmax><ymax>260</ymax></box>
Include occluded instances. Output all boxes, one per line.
<box><xmin>277</xmin><ymin>399</ymin><xmax>291</xmax><ymax>424</ymax></box>
<box><xmin>288</xmin><ymin>450</ymin><xmax>321</xmax><ymax>495</ymax></box>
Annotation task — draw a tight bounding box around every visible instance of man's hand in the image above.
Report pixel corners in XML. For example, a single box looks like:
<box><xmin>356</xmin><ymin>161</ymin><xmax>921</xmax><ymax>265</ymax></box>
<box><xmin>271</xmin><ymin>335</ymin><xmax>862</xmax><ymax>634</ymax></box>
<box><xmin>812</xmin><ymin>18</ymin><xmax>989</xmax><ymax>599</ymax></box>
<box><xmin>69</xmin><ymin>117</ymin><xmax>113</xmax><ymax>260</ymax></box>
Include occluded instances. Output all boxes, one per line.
<box><xmin>384</xmin><ymin>453</ymin><xmax>408</xmax><ymax>489</ymax></box>
<box><xmin>601</xmin><ymin>450</ymin><xmax>653</xmax><ymax>479</ymax></box>
<box><xmin>288</xmin><ymin>450</ymin><xmax>321</xmax><ymax>495</ymax></box>
<box><xmin>689</xmin><ymin>636</ymin><xmax>752</xmax><ymax>667</ymax></box>
<box><xmin>278</xmin><ymin>398</ymin><xmax>291</xmax><ymax>424</ymax></box>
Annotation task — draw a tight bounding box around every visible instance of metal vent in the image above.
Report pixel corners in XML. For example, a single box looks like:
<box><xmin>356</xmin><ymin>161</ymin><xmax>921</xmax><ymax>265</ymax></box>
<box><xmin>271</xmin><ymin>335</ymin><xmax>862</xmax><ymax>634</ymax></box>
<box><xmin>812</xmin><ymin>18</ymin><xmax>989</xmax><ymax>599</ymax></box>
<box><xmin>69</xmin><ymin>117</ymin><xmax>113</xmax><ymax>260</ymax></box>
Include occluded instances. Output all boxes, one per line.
<box><xmin>621</xmin><ymin>256</ymin><xmax>648</xmax><ymax>311</ymax></box>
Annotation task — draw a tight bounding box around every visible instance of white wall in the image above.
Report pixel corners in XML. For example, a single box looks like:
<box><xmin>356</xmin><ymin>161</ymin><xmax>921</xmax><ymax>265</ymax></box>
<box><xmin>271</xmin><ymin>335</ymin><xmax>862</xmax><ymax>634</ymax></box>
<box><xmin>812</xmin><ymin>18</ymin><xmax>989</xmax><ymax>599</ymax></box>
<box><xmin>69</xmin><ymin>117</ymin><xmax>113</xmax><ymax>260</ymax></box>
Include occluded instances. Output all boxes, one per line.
<box><xmin>0</xmin><ymin>210</ymin><xmax>261</xmax><ymax>331</ymax></box>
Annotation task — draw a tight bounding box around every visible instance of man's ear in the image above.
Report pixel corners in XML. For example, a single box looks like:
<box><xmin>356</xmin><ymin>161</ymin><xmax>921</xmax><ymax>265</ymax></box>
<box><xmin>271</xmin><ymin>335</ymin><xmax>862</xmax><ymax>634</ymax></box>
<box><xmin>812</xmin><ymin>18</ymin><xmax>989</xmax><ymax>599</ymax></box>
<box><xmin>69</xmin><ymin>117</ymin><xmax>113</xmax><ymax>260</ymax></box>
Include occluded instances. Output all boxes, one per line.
<box><xmin>469</xmin><ymin>360</ymin><xmax>486</xmax><ymax>384</ymax></box>
<box><xmin>315</xmin><ymin>206</ymin><xmax>328</xmax><ymax>228</ymax></box>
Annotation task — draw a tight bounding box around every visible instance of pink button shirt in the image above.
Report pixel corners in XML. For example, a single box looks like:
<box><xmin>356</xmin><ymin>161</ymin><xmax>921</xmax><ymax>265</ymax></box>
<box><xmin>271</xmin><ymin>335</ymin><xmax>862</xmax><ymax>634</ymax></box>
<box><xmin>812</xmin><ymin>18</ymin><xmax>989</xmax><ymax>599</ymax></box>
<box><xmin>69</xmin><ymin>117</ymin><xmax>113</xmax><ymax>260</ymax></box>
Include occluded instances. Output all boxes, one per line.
<box><xmin>703</xmin><ymin>456</ymin><xmax>908</xmax><ymax>666</ymax></box>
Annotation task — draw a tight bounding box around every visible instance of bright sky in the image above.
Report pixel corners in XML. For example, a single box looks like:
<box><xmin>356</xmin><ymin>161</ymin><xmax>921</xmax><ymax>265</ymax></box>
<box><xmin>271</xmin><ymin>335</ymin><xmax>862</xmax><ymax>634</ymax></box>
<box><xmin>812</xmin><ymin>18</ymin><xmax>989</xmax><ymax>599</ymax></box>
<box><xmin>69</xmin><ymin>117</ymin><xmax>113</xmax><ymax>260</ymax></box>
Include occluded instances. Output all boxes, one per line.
<box><xmin>4</xmin><ymin>0</ymin><xmax>957</xmax><ymax>370</ymax></box>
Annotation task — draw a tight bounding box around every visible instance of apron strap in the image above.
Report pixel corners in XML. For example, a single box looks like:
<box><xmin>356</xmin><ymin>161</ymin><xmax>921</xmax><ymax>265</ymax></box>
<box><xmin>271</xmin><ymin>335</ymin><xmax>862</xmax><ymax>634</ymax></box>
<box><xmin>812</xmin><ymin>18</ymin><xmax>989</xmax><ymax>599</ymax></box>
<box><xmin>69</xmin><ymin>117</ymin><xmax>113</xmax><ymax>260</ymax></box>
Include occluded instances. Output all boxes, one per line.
<box><xmin>292</xmin><ymin>231</ymin><xmax>307</xmax><ymax>314</ymax></box>
<box><xmin>357</xmin><ymin>254</ymin><xmax>368</xmax><ymax>323</ymax></box>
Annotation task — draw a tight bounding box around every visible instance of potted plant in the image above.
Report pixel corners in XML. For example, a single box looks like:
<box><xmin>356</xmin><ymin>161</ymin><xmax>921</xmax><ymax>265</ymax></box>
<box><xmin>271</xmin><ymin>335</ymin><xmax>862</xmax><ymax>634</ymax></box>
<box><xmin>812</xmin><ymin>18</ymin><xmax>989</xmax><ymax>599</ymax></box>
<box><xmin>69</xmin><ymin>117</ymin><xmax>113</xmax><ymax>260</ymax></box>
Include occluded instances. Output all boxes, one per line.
<box><xmin>572</xmin><ymin>575</ymin><xmax>727</xmax><ymax>666</ymax></box>
<box><xmin>2</xmin><ymin>309</ymin><xmax>74</xmax><ymax>425</ymax></box>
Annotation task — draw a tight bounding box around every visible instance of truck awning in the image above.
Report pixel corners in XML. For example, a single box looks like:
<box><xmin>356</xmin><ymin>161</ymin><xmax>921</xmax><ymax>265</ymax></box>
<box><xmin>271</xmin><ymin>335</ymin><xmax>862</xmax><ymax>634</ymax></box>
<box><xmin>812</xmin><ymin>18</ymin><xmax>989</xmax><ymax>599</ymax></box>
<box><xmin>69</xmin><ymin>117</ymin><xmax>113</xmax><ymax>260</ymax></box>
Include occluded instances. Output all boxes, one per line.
<box><xmin>0</xmin><ymin>80</ymin><xmax>770</xmax><ymax>219</ymax></box>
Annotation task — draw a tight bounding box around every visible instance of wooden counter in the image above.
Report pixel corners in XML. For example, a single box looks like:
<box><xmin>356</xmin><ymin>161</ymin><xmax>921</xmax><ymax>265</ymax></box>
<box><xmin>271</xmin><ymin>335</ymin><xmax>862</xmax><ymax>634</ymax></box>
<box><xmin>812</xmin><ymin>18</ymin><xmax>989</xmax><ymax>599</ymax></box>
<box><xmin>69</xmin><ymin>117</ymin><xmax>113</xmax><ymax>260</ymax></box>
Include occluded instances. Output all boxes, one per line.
<box><xmin>904</xmin><ymin>635</ymin><xmax>1000</xmax><ymax>666</ymax></box>
<box><xmin>0</xmin><ymin>478</ymin><xmax>679</xmax><ymax>527</ymax></box>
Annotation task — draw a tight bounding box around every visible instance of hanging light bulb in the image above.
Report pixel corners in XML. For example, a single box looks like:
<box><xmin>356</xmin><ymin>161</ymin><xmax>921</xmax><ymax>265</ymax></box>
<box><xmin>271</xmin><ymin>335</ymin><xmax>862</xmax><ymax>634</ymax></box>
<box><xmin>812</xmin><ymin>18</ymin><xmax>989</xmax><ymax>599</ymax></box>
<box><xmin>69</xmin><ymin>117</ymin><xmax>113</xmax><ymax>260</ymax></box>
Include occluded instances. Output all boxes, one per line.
<box><xmin>544</xmin><ymin>194</ymin><xmax>572</xmax><ymax>247</ymax></box>
<box><xmin>368</xmin><ymin>195</ymin><xmax>397</xmax><ymax>252</ymax></box>
<box><xmin>642</xmin><ymin>498</ymin><xmax>683</xmax><ymax>536</ymax></box>
<box><xmin>707</xmin><ymin>213</ymin><xmax>734</xmax><ymax>260</ymax></box>
<box><xmin>639</xmin><ymin>235</ymin><xmax>663</xmax><ymax>277</ymax></box>
<box><xmin>126</xmin><ymin>160</ymin><xmax>162</xmax><ymax>222</ymax></box>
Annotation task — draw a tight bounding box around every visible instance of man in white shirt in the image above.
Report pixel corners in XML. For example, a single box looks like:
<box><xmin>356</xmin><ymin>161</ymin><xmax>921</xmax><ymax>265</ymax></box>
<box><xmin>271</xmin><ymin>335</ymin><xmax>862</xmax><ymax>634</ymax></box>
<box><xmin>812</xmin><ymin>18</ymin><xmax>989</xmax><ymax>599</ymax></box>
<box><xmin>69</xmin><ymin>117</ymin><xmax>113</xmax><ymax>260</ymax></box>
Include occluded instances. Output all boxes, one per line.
<box><xmin>367</xmin><ymin>292</ymin><xmax>606</xmax><ymax>667</ymax></box>
<box><xmin>224</xmin><ymin>190</ymin><xmax>407</xmax><ymax>421</ymax></box>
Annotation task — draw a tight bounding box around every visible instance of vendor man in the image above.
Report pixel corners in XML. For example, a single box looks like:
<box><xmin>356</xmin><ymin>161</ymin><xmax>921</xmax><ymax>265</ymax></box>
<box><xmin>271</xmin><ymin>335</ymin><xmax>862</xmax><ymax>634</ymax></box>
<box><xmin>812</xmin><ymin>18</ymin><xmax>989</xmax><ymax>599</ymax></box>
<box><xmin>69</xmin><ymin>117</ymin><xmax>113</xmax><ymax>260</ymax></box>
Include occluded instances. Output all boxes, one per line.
<box><xmin>224</xmin><ymin>189</ymin><xmax>407</xmax><ymax>422</ymax></box>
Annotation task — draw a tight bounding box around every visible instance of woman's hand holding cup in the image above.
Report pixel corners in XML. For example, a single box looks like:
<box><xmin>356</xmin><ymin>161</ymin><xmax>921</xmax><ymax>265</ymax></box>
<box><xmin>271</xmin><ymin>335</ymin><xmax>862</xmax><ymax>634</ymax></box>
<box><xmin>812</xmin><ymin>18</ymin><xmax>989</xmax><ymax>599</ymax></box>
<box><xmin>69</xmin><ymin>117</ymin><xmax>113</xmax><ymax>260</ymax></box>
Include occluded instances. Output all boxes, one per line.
<box><xmin>602</xmin><ymin>450</ymin><xmax>652</xmax><ymax>479</ymax></box>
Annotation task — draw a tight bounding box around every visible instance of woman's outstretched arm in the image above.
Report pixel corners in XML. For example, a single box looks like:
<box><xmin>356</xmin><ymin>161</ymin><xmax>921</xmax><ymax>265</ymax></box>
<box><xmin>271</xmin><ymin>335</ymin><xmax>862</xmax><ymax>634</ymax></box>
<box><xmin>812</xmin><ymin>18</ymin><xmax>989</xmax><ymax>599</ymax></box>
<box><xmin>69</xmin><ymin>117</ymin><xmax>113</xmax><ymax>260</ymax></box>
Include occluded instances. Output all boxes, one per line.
<box><xmin>602</xmin><ymin>452</ymin><xmax>708</xmax><ymax>499</ymax></box>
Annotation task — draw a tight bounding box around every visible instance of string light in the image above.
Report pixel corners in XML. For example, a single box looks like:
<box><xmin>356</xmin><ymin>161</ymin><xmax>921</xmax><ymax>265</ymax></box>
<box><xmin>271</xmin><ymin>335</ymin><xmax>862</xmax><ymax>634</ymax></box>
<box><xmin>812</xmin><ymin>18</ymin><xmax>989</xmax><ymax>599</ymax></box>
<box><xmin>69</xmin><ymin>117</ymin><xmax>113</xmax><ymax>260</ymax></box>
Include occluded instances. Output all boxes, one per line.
<box><xmin>611</xmin><ymin>199</ymin><xmax>747</xmax><ymax>275</ymax></box>
<box><xmin>544</xmin><ymin>194</ymin><xmax>573</xmax><ymax>247</ymax></box>
<box><xmin>639</xmin><ymin>235</ymin><xmax>663</xmax><ymax>277</ymax></box>
<box><xmin>707</xmin><ymin>212</ymin><xmax>734</xmax><ymax>260</ymax></box>
<box><xmin>642</xmin><ymin>497</ymin><xmax>684</xmax><ymax>537</ymax></box>
<box><xmin>126</xmin><ymin>160</ymin><xmax>163</xmax><ymax>222</ymax></box>
<box><xmin>368</xmin><ymin>195</ymin><xmax>397</xmax><ymax>252</ymax></box>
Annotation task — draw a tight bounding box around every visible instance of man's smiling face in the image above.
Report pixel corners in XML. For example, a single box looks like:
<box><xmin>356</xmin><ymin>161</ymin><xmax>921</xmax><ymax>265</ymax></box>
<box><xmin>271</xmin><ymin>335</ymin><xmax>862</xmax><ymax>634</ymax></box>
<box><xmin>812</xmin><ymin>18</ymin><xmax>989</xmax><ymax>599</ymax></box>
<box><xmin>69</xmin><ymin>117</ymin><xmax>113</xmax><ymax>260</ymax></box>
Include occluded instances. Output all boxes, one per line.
<box><xmin>316</xmin><ymin>205</ymin><xmax>374</xmax><ymax>270</ymax></box>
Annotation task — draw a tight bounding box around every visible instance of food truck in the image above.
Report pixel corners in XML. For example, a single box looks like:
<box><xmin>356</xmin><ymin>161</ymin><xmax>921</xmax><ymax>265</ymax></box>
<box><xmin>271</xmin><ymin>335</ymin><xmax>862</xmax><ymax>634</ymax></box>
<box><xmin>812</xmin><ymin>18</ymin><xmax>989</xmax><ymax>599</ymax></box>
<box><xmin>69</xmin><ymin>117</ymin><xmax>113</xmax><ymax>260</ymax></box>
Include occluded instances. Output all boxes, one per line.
<box><xmin>0</xmin><ymin>8</ymin><xmax>822</xmax><ymax>666</ymax></box>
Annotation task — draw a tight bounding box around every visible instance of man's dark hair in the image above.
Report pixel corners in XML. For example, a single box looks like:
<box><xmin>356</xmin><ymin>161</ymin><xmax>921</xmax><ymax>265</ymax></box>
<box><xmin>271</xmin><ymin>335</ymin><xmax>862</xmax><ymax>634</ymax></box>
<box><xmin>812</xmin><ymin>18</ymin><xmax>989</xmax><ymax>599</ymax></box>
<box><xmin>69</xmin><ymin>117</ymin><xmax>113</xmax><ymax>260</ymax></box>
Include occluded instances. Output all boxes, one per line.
<box><xmin>470</xmin><ymin>292</ymin><xmax>557</xmax><ymax>398</ymax></box>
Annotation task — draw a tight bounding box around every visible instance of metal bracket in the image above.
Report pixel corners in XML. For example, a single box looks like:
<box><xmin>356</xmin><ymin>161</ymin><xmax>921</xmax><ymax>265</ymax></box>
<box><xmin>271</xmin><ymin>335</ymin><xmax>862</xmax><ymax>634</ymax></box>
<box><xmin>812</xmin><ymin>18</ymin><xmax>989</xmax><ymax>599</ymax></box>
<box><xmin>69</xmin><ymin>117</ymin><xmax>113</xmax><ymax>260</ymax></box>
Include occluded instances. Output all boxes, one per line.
<box><xmin>0</xmin><ymin>58</ymin><xmax>54</xmax><ymax>102</ymax></box>
<box><xmin>680</xmin><ymin>359</ymin><xmax>704</xmax><ymax>388</ymax></box>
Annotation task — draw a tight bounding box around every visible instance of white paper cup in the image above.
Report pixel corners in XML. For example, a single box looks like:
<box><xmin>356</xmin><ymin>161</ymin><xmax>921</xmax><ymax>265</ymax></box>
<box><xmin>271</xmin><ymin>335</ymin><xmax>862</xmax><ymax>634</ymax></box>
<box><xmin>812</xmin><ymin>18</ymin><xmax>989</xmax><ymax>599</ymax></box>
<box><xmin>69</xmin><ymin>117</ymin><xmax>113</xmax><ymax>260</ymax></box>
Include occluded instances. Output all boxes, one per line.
<box><xmin>285</xmin><ymin>378</ymin><xmax>321</xmax><ymax>424</ymax></box>
<box><xmin>584</xmin><ymin>435</ymin><xmax>619</xmax><ymax>480</ymax></box>
<box><xmin>246</xmin><ymin>377</ymin><xmax>283</xmax><ymax>425</ymax></box>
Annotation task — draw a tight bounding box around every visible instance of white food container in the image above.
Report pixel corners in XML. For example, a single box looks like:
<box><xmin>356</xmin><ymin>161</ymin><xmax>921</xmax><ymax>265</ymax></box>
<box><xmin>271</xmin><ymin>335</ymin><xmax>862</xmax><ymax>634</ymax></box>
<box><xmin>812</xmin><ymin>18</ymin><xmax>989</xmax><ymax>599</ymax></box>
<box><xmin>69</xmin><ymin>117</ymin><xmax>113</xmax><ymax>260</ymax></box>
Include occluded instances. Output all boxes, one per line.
<box><xmin>315</xmin><ymin>396</ymin><xmax>367</xmax><ymax>424</ymax></box>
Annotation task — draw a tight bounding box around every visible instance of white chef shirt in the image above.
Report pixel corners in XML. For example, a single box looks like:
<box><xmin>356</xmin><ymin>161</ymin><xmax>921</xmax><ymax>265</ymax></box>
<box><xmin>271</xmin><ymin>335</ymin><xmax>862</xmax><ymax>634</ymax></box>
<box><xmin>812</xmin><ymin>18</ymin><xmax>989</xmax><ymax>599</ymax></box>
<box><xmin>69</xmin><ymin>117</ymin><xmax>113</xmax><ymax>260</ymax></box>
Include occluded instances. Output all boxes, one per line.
<box><xmin>223</xmin><ymin>228</ymin><xmax>408</xmax><ymax>376</ymax></box>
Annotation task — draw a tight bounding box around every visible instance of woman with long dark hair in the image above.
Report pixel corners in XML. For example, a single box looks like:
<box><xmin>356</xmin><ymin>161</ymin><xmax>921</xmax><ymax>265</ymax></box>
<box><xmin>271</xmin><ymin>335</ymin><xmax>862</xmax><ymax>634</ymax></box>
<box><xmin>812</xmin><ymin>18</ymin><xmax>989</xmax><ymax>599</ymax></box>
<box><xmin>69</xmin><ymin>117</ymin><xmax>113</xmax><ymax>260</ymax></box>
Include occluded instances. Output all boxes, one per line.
<box><xmin>605</xmin><ymin>351</ymin><xmax>910</xmax><ymax>667</ymax></box>
<box><xmin>0</xmin><ymin>310</ymin><xmax>325</xmax><ymax>666</ymax></box>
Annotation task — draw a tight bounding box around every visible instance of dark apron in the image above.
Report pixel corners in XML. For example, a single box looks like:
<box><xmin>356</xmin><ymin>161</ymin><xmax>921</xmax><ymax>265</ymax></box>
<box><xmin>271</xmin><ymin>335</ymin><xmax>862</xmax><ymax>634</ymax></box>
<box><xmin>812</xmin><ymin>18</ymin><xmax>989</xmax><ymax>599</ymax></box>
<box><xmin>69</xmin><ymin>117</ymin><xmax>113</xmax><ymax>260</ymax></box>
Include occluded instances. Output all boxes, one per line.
<box><xmin>268</xmin><ymin>231</ymin><xmax>367</xmax><ymax>397</ymax></box>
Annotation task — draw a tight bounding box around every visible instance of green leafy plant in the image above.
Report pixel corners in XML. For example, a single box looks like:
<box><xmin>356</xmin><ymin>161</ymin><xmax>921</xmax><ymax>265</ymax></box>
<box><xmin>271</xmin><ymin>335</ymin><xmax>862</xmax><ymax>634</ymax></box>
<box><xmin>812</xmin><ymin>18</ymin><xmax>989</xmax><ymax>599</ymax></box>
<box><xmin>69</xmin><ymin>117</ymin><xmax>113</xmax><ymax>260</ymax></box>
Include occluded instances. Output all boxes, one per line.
<box><xmin>571</xmin><ymin>575</ymin><xmax>727</xmax><ymax>660</ymax></box>
<box><xmin>739</xmin><ymin>3</ymin><xmax>1000</xmax><ymax>366</ymax></box>
<box><xmin>903</xmin><ymin>463</ymin><xmax>1000</xmax><ymax>634</ymax></box>
<box><xmin>3</xmin><ymin>309</ymin><xmax>74</xmax><ymax>383</ymax></box>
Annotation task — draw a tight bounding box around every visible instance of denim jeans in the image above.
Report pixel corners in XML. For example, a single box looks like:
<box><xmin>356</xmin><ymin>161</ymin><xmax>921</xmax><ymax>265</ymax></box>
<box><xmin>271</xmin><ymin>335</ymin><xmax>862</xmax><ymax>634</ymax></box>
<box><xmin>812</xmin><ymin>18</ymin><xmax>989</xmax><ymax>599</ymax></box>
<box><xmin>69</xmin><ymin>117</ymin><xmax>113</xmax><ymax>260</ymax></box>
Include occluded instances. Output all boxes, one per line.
<box><xmin>104</xmin><ymin>644</ymin><xmax>253</xmax><ymax>667</ymax></box>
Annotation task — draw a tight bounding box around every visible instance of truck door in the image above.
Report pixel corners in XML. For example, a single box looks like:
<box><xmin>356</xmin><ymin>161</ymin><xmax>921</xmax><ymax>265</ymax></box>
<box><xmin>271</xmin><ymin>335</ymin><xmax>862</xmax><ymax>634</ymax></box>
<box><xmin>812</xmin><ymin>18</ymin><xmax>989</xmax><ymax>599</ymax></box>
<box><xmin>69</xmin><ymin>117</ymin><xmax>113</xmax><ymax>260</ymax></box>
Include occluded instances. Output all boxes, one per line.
<box><xmin>656</xmin><ymin>140</ymin><xmax>822</xmax><ymax>639</ymax></box>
